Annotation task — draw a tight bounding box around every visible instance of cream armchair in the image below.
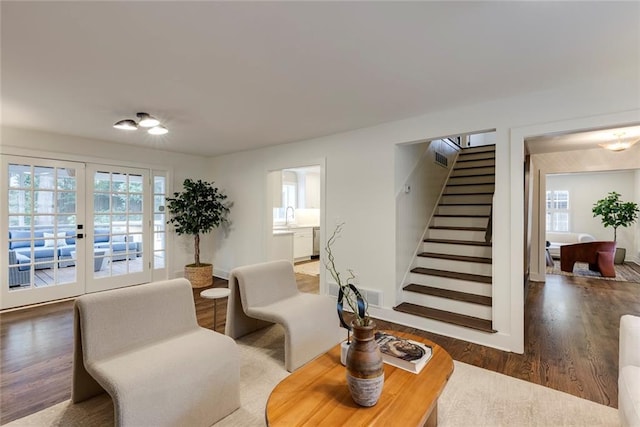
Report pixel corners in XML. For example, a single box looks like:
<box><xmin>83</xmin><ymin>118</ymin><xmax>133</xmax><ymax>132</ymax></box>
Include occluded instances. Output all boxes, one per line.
<box><xmin>619</xmin><ymin>314</ymin><xmax>640</xmax><ymax>426</ymax></box>
<box><xmin>72</xmin><ymin>278</ymin><xmax>240</xmax><ymax>427</ymax></box>
<box><xmin>226</xmin><ymin>260</ymin><xmax>343</xmax><ymax>372</ymax></box>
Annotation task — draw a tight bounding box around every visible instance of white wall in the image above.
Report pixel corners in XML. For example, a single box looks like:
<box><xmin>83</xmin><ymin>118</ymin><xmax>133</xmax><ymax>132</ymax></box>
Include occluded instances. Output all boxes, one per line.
<box><xmin>395</xmin><ymin>139</ymin><xmax>458</xmax><ymax>302</ymax></box>
<box><xmin>547</xmin><ymin>171</ymin><xmax>637</xmax><ymax>262</ymax></box>
<box><xmin>209</xmin><ymin>68</ymin><xmax>640</xmax><ymax>353</ymax></box>
<box><xmin>0</xmin><ymin>126</ymin><xmax>212</xmax><ymax>276</ymax></box>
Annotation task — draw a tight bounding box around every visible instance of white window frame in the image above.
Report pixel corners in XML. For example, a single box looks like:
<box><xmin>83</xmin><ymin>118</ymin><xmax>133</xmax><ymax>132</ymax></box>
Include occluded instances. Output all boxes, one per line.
<box><xmin>546</xmin><ymin>190</ymin><xmax>570</xmax><ymax>232</ymax></box>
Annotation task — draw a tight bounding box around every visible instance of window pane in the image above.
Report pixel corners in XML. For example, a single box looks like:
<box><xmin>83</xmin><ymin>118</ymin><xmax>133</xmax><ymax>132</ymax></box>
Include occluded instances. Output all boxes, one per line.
<box><xmin>57</xmin><ymin>191</ymin><xmax>76</xmax><ymax>214</ymax></box>
<box><xmin>128</xmin><ymin>174</ymin><xmax>143</xmax><ymax>193</ymax></box>
<box><xmin>57</xmin><ymin>168</ymin><xmax>76</xmax><ymax>190</ymax></box>
<box><xmin>154</xmin><ymin>251</ymin><xmax>165</xmax><ymax>269</ymax></box>
<box><xmin>553</xmin><ymin>213</ymin><xmax>569</xmax><ymax>232</ymax></box>
<box><xmin>95</xmin><ymin>172</ymin><xmax>111</xmax><ymax>191</ymax></box>
<box><xmin>154</xmin><ymin>195</ymin><xmax>165</xmax><ymax>212</ymax></box>
<box><xmin>128</xmin><ymin>195</ymin><xmax>142</xmax><ymax>213</ymax></box>
<box><xmin>34</xmin><ymin>167</ymin><xmax>55</xmax><ymax>189</ymax></box>
<box><xmin>9</xmin><ymin>164</ymin><xmax>32</xmax><ymax>188</ymax></box>
<box><xmin>112</xmin><ymin>173</ymin><xmax>127</xmax><ymax>193</ymax></box>
<box><xmin>94</xmin><ymin>193</ymin><xmax>110</xmax><ymax>212</ymax></box>
<box><xmin>8</xmin><ymin>190</ymin><xmax>29</xmax><ymax>214</ymax></box>
<box><xmin>554</xmin><ymin>191</ymin><xmax>569</xmax><ymax>209</ymax></box>
<box><xmin>34</xmin><ymin>191</ymin><xmax>55</xmax><ymax>214</ymax></box>
<box><xmin>111</xmin><ymin>194</ymin><xmax>127</xmax><ymax>213</ymax></box>
<box><xmin>154</xmin><ymin>176</ymin><xmax>165</xmax><ymax>194</ymax></box>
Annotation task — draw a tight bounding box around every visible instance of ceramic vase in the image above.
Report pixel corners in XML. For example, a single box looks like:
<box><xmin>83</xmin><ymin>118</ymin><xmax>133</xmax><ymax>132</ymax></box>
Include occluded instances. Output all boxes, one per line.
<box><xmin>345</xmin><ymin>320</ymin><xmax>384</xmax><ymax>407</ymax></box>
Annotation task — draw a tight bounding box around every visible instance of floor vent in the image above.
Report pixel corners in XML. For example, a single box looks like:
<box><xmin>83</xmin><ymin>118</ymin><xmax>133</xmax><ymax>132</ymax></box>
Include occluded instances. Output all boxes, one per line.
<box><xmin>435</xmin><ymin>151</ymin><xmax>448</xmax><ymax>168</ymax></box>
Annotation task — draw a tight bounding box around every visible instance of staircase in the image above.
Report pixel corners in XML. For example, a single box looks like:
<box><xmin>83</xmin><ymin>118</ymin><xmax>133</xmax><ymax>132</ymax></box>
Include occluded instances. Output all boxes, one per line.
<box><xmin>394</xmin><ymin>144</ymin><xmax>496</xmax><ymax>333</ymax></box>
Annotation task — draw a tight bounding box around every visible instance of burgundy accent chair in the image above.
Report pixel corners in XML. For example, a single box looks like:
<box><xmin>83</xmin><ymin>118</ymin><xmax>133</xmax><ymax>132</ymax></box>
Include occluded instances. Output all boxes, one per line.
<box><xmin>560</xmin><ymin>241</ymin><xmax>617</xmax><ymax>278</ymax></box>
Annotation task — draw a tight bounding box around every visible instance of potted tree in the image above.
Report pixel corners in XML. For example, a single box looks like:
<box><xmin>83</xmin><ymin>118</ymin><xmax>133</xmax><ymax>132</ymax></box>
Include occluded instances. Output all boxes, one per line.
<box><xmin>592</xmin><ymin>191</ymin><xmax>639</xmax><ymax>264</ymax></box>
<box><xmin>166</xmin><ymin>179</ymin><xmax>231</xmax><ymax>288</ymax></box>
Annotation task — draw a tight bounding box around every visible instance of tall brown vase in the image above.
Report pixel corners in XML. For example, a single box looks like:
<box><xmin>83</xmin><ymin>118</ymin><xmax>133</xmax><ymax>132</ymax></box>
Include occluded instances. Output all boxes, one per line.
<box><xmin>345</xmin><ymin>320</ymin><xmax>384</xmax><ymax>407</ymax></box>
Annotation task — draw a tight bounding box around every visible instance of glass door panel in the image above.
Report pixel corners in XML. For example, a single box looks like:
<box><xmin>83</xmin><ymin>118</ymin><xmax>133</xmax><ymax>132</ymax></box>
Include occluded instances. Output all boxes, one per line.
<box><xmin>85</xmin><ymin>165</ymin><xmax>151</xmax><ymax>293</ymax></box>
<box><xmin>152</xmin><ymin>173</ymin><xmax>167</xmax><ymax>274</ymax></box>
<box><xmin>2</xmin><ymin>157</ymin><xmax>85</xmax><ymax>309</ymax></box>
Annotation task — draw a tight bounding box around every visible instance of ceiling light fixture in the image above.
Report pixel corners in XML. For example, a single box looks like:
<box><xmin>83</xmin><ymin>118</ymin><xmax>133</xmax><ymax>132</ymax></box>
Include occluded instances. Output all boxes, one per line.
<box><xmin>113</xmin><ymin>112</ymin><xmax>168</xmax><ymax>135</ymax></box>
<box><xmin>136</xmin><ymin>112</ymin><xmax>160</xmax><ymax>128</ymax></box>
<box><xmin>147</xmin><ymin>125</ymin><xmax>169</xmax><ymax>135</ymax></box>
<box><xmin>599</xmin><ymin>132</ymin><xmax>638</xmax><ymax>152</ymax></box>
<box><xmin>113</xmin><ymin>119</ymin><xmax>138</xmax><ymax>131</ymax></box>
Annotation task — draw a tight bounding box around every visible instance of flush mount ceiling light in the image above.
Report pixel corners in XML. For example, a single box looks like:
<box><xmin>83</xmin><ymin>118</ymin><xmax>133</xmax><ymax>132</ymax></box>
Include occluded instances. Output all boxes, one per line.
<box><xmin>113</xmin><ymin>112</ymin><xmax>168</xmax><ymax>135</ymax></box>
<box><xmin>136</xmin><ymin>112</ymin><xmax>160</xmax><ymax>128</ymax></box>
<box><xmin>599</xmin><ymin>132</ymin><xmax>639</xmax><ymax>152</ymax></box>
<box><xmin>147</xmin><ymin>125</ymin><xmax>168</xmax><ymax>135</ymax></box>
<box><xmin>113</xmin><ymin>119</ymin><xmax>138</xmax><ymax>131</ymax></box>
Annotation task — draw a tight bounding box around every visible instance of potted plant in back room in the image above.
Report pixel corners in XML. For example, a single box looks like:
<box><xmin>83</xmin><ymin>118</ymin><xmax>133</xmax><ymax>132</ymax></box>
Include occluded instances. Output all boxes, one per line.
<box><xmin>592</xmin><ymin>191</ymin><xmax>639</xmax><ymax>264</ymax></box>
<box><xmin>166</xmin><ymin>179</ymin><xmax>231</xmax><ymax>288</ymax></box>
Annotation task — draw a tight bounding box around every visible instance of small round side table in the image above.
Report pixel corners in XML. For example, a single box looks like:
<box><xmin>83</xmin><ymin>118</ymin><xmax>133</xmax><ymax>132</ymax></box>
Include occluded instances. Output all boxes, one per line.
<box><xmin>200</xmin><ymin>288</ymin><xmax>231</xmax><ymax>333</ymax></box>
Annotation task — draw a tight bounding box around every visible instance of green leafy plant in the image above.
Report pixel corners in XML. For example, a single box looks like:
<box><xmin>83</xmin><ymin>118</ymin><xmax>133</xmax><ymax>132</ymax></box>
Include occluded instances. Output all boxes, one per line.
<box><xmin>166</xmin><ymin>179</ymin><xmax>230</xmax><ymax>266</ymax></box>
<box><xmin>592</xmin><ymin>191</ymin><xmax>639</xmax><ymax>242</ymax></box>
<box><xmin>324</xmin><ymin>222</ymin><xmax>371</xmax><ymax>328</ymax></box>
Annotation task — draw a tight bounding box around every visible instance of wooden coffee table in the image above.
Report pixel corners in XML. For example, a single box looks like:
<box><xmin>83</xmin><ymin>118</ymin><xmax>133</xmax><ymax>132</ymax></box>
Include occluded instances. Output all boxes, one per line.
<box><xmin>266</xmin><ymin>331</ymin><xmax>454</xmax><ymax>426</ymax></box>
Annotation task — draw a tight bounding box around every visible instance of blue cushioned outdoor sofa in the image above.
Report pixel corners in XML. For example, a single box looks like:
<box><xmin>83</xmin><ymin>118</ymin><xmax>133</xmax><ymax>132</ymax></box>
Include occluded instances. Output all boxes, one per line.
<box><xmin>8</xmin><ymin>228</ymin><xmax>138</xmax><ymax>286</ymax></box>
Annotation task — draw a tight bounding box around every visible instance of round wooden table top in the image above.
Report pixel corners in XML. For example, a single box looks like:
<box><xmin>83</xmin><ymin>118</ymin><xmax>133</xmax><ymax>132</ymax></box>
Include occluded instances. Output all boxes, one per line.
<box><xmin>266</xmin><ymin>330</ymin><xmax>454</xmax><ymax>426</ymax></box>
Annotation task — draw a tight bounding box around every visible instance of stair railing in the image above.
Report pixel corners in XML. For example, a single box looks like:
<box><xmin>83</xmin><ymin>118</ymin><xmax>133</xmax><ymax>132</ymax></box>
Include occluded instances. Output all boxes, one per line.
<box><xmin>485</xmin><ymin>203</ymin><xmax>493</xmax><ymax>243</ymax></box>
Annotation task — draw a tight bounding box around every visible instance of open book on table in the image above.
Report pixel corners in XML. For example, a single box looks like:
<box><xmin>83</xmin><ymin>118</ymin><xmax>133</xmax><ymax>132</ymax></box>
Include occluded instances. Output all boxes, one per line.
<box><xmin>374</xmin><ymin>331</ymin><xmax>432</xmax><ymax>374</ymax></box>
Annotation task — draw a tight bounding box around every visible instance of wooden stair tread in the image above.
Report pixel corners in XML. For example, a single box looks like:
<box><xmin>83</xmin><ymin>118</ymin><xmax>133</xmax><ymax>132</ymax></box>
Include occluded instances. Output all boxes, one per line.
<box><xmin>418</xmin><ymin>252</ymin><xmax>492</xmax><ymax>264</ymax></box>
<box><xmin>438</xmin><ymin>202</ymin><xmax>492</xmax><ymax>206</ymax></box>
<box><xmin>394</xmin><ymin>303</ymin><xmax>496</xmax><ymax>333</ymax></box>
<box><xmin>424</xmin><ymin>238</ymin><xmax>491</xmax><ymax>246</ymax></box>
<box><xmin>442</xmin><ymin>192</ymin><xmax>494</xmax><ymax>196</ymax></box>
<box><xmin>449</xmin><ymin>173</ymin><xmax>495</xmax><ymax>178</ymax></box>
<box><xmin>411</xmin><ymin>267</ymin><xmax>492</xmax><ymax>284</ymax></box>
<box><xmin>433</xmin><ymin>214</ymin><xmax>490</xmax><ymax>218</ymax></box>
<box><xmin>429</xmin><ymin>226</ymin><xmax>485</xmax><ymax>231</ymax></box>
<box><xmin>456</xmin><ymin>164</ymin><xmax>495</xmax><ymax>168</ymax></box>
<box><xmin>460</xmin><ymin>144</ymin><xmax>495</xmax><ymax>151</ymax></box>
<box><xmin>456</xmin><ymin>156</ymin><xmax>495</xmax><ymax>162</ymax></box>
<box><xmin>403</xmin><ymin>284</ymin><xmax>492</xmax><ymax>306</ymax></box>
<box><xmin>446</xmin><ymin>182</ymin><xmax>495</xmax><ymax>187</ymax></box>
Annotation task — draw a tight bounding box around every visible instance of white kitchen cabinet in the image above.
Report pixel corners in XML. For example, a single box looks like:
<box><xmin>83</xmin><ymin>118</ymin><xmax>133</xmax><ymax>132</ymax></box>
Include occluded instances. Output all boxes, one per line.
<box><xmin>304</xmin><ymin>172</ymin><xmax>320</xmax><ymax>209</ymax></box>
<box><xmin>293</xmin><ymin>228</ymin><xmax>313</xmax><ymax>259</ymax></box>
<box><xmin>270</xmin><ymin>231</ymin><xmax>293</xmax><ymax>263</ymax></box>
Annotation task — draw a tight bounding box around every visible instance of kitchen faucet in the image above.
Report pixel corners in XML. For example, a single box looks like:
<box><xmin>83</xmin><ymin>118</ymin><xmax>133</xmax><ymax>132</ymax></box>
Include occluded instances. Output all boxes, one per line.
<box><xmin>285</xmin><ymin>206</ymin><xmax>294</xmax><ymax>225</ymax></box>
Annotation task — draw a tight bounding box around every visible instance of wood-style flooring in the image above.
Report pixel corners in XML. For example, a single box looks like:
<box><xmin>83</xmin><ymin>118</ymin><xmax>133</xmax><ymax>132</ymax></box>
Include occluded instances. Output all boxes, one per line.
<box><xmin>1</xmin><ymin>272</ymin><xmax>639</xmax><ymax>425</ymax></box>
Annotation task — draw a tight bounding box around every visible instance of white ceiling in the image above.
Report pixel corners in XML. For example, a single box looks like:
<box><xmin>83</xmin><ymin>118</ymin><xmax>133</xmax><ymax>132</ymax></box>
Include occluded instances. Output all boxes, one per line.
<box><xmin>525</xmin><ymin>125</ymin><xmax>640</xmax><ymax>155</ymax></box>
<box><xmin>2</xmin><ymin>1</ymin><xmax>639</xmax><ymax>157</ymax></box>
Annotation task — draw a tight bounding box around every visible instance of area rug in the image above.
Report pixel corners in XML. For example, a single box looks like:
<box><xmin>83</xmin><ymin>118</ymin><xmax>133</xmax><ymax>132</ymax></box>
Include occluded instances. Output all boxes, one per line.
<box><xmin>547</xmin><ymin>260</ymin><xmax>640</xmax><ymax>282</ymax></box>
<box><xmin>293</xmin><ymin>260</ymin><xmax>320</xmax><ymax>277</ymax></box>
<box><xmin>6</xmin><ymin>325</ymin><xmax>618</xmax><ymax>427</ymax></box>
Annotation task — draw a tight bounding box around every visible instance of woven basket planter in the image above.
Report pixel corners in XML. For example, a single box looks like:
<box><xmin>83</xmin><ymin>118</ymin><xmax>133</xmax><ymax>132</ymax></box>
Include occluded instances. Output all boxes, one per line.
<box><xmin>185</xmin><ymin>264</ymin><xmax>213</xmax><ymax>288</ymax></box>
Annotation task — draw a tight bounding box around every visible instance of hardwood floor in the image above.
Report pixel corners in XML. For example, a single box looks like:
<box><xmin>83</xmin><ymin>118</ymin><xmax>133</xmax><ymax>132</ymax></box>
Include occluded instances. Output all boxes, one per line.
<box><xmin>1</xmin><ymin>272</ymin><xmax>639</xmax><ymax>425</ymax></box>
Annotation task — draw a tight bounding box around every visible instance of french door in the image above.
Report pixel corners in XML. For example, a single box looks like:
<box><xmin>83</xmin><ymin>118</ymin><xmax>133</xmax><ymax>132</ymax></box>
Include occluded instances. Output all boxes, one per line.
<box><xmin>85</xmin><ymin>164</ymin><xmax>152</xmax><ymax>293</ymax></box>
<box><xmin>1</xmin><ymin>156</ymin><xmax>156</xmax><ymax>309</ymax></box>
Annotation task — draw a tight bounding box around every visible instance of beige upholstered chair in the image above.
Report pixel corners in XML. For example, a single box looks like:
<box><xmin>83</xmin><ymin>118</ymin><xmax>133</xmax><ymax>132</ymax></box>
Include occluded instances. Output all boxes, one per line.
<box><xmin>619</xmin><ymin>315</ymin><xmax>640</xmax><ymax>426</ymax></box>
<box><xmin>72</xmin><ymin>278</ymin><xmax>240</xmax><ymax>427</ymax></box>
<box><xmin>226</xmin><ymin>260</ymin><xmax>343</xmax><ymax>372</ymax></box>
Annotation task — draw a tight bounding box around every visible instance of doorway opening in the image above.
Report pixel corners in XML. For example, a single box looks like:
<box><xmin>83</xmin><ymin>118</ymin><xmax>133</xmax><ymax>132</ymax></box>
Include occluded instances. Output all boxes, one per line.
<box><xmin>267</xmin><ymin>164</ymin><xmax>322</xmax><ymax>267</ymax></box>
